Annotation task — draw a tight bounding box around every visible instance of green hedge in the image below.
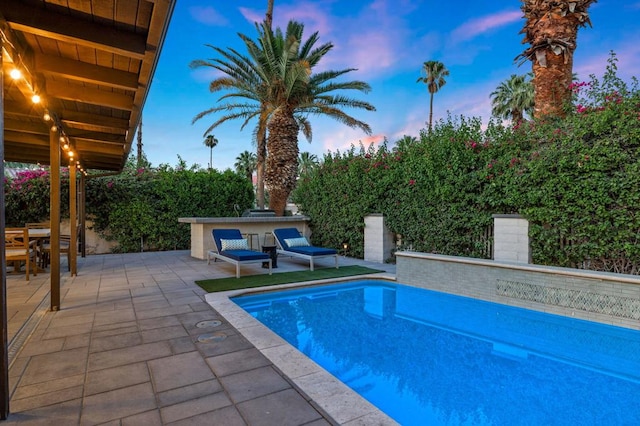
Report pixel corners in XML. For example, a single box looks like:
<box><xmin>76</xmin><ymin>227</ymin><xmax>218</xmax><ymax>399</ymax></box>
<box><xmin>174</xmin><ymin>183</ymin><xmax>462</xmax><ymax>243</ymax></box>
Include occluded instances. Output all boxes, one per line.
<box><xmin>5</xmin><ymin>163</ymin><xmax>254</xmax><ymax>253</ymax></box>
<box><xmin>294</xmin><ymin>56</ymin><xmax>640</xmax><ymax>273</ymax></box>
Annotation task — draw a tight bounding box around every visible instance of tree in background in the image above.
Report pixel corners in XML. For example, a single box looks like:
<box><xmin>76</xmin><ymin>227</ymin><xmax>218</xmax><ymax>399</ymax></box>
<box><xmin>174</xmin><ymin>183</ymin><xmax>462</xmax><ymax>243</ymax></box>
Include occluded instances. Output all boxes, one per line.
<box><xmin>203</xmin><ymin>134</ymin><xmax>219</xmax><ymax>169</ymax></box>
<box><xmin>259</xmin><ymin>21</ymin><xmax>375</xmax><ymax>215</ymax></box>
<box><xmin>490</xmin><ymin>74</ymin><xmax>535</xmax><ymax>123</ymax></box>
<box><xmin>235</xmin><ymin>150</ymin><xmax>257</xmax><ymax>181</ymax></box>
<box><xmin>417</xmin><ymin>60</ymin><xmax>449</xmax><ymax>132</ymax></box>
<box><xmin>191</xmin><ymin>20</ymin><xmax>374</xmax><ymax>215</ymax></box>
<box><xmin>517</xmin><ymin>0</ymin><xmax>596</xmax><ymax>118</ymax></box>
<box><xmin>298</xmin><ymin>152</ymin><xmax>319</xmax><ymax>177</ymax></box>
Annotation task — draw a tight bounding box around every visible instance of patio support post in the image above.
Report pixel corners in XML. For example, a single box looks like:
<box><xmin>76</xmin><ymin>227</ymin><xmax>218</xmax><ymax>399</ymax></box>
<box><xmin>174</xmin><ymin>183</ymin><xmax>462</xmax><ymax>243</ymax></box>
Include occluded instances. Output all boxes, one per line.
<box><xmin>50</xmin><ymin>125</ymin><xmax>61</xmax><ymax>311</ymax></box>
<box><xmin>69</xmin><ymin>164</ymin><xmax>77</xmax><ymax>276</ymax></box>
<box><xmin>79</xmin><ymin>174</ymin><xmax>86</xmax><ymax>258</ymax></box>
<box><xmin>0</xmin><ymin>37</ymin><xmax>11</xmax><ymax>420</ymax></box>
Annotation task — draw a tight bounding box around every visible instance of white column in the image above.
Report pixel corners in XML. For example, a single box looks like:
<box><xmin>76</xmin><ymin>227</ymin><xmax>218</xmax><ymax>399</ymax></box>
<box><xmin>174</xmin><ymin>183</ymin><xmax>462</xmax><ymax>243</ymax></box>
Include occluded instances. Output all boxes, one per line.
<box><xmin>493</xmin><ymin>214</ymin><xmax>530</xmax><ymax>263</ymax></box>
<box><xmin>364</xmin><ymin>214</ymin><xmax>395</xmax><ymax>263</ymax></box>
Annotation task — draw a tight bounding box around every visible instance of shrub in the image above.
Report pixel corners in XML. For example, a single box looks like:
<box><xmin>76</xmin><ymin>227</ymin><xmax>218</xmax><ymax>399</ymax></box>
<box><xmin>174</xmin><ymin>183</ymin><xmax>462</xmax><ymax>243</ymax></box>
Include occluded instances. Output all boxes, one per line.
<box><xmin>5</xmin><ymin>161</ymin><xmax>254</xmax><ymax>253</ymax></box>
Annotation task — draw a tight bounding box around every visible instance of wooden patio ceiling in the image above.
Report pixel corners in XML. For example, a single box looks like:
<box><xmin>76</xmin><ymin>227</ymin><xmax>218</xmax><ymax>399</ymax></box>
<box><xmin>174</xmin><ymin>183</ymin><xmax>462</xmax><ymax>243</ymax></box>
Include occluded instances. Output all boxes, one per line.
<box><xmin>1</xmin><ymin>0</ymin><xmax>175</xmax><ymax>171</ymax></box>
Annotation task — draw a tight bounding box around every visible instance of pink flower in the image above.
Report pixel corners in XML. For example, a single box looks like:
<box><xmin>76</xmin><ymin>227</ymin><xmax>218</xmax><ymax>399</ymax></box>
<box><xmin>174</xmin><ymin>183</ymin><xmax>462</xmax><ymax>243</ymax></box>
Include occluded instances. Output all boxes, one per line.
<box><xmin>409</xmin><ymin>179</ymin><xmax>416</xmax><ymax>186</ymax></box>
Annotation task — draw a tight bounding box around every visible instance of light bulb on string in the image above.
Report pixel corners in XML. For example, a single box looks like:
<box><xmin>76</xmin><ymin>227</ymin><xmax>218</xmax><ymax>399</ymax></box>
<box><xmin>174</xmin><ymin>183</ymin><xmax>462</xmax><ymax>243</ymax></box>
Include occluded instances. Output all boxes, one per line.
<box><xmin>10</xmin><ymin>68</ymin><xmax>21</xmax><ymax>80</ymax></box>
<box><xmin>31</xmin><ymin>94</ymin><xmax>41</xmax><ymax>104</ymax></box>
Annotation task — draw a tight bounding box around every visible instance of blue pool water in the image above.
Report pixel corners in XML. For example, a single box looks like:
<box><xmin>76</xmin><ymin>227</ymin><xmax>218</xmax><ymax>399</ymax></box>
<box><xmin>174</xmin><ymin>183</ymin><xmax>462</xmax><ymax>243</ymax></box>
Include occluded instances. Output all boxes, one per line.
<box><xmin>232</xmin><ymin>280</ymin><xmax>640</xmax><ymax>426</ymax></box>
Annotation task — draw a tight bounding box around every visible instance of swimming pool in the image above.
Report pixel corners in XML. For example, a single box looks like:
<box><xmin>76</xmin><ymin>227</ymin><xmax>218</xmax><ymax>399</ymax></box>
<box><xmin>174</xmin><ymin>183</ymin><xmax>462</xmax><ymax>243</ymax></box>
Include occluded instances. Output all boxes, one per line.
<box><xmin>233</xmin><ymin>280</ymin><xmax>640</xmax><ymax>425</ymax></box>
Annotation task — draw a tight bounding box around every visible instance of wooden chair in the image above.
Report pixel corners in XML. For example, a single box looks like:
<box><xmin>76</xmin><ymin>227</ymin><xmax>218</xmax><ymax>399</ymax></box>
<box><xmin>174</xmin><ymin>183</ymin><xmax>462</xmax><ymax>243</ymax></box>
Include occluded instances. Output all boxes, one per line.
<box><xmin>41</xmin><ymin>235</ymin><xmax>72</xmax><ymax>271</ymax></box>
<box><xmin>26</xmin><ymin>222</ymin><xmax>50</xmax><ymax>268</ymax></box>
<box><xmin>5</xmin><ymin>227</ymin><xmax>38</xmax><ymax>281</ymax></box>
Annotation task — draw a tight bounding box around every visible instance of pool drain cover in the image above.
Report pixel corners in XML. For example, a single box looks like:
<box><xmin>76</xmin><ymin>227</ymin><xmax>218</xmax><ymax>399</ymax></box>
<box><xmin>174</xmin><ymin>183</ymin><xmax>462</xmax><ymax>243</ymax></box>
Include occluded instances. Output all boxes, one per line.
<box><xmin>195</xmin><ymin>320</ymin><xmax>223</xmax><ymax>328</ymax></box>
<box><xmin>197</xmin><ymin>332</ymin><xmax>227</xmax><ymax>343</ymax></box>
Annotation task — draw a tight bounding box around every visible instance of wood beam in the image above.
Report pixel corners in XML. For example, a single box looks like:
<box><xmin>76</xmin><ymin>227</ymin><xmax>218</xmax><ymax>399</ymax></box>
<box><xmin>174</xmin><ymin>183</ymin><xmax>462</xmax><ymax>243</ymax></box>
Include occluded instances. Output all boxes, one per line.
<box><xmin>3</xmin><ymin>1</ymin><xmax>148</xmax><ymax>59</ymax></box>
<box><xmin>74</xmin><ymin>140</ymin><xmax>125</xmax><ymax>156</ymax></box>
<box><xmin>46</xmin><ymin>82</ymin><xmax>134</xmax><ymax>111</ymax></box>
<box><xmin>35</xmin><ymin>54</ymin><xmax>139</xmax><ymax>90</ymax></box>
<box><xmin>60</xmin><ymin>111</ymin><xmax>128</xmax><ymax>135</ymax></box>
<box><xmin>3</xmin><ymin>130</ymin><xmax>48</xmax><ymax>146</ymax></box>
<box><xmin>3</xmin><ymin>118</ymin><xmax>48</xmax><ymax>134</ymax></box>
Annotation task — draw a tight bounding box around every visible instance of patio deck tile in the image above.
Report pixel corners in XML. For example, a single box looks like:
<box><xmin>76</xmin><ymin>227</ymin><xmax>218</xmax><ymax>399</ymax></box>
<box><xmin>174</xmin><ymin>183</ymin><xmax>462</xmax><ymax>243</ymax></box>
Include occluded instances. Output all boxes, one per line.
<box><xmin>219</xmin><ymin>366</ymin><xmax>291</xmax><ymax>404</ymax></box>
<box><xmin>5</xmin><ymin>250</ymin><xmax>396</xmax><ymax>425</ymax></box>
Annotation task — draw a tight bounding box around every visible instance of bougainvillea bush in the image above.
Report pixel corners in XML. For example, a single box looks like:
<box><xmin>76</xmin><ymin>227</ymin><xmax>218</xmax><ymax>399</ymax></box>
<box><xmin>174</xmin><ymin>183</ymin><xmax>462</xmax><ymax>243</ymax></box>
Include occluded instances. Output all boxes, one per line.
<box><xmin>294</xmin><ymin>54</ymin><xmax>640</xmax><ymax>273</ymax></box>
<box><xmin>5</xmin><ymin>168</ymin><xmax>70</xmax><ymax>226</ymax></box>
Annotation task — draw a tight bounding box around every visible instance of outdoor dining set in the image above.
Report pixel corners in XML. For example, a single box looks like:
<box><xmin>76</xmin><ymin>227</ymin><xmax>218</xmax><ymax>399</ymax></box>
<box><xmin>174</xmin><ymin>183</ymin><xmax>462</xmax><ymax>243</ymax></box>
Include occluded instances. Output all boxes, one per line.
<box><xmin>4</xmin><ymin>223</ymin><xmax>72</xmax><ymax>280</ymax></box>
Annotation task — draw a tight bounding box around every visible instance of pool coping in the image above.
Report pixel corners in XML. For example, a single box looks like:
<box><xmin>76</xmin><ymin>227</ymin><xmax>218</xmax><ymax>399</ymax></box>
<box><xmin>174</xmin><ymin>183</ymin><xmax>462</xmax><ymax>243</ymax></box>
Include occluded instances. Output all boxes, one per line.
<box><xmin>205</xmin><ymin>273</ymin><xmax>400</xmax><ymax>426</ymax></box>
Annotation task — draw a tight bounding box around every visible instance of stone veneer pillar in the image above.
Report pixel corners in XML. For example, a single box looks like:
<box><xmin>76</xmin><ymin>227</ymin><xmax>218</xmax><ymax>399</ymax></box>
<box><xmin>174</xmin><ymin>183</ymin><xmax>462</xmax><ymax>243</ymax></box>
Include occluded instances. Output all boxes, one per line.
<box><xmin>364</xmin><ymin>214</ymin><xmax>395</xmax><ymax>263</ymax></box>
<box><xmin>492</xmin><ymin>214</ymin><xmax>530</xmax><ymax>263</ymax></box>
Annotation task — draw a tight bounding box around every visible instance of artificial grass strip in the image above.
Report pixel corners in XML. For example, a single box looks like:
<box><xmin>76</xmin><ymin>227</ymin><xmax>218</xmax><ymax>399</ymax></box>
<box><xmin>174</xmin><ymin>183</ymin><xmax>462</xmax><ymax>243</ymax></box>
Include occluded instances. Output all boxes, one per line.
<box><xmin>195</xmin><ymin>265</ymin><xmax>384</xmax><ymax>293</ymax></box>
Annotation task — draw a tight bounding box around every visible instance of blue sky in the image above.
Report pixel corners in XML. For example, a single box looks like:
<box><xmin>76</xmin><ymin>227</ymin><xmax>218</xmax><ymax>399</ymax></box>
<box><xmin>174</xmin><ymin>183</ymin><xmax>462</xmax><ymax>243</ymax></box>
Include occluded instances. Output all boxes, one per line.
<box><xmin>141</xmin><ymin>0</ymin><xmax>640</xmax><ymax>171</ymax></box>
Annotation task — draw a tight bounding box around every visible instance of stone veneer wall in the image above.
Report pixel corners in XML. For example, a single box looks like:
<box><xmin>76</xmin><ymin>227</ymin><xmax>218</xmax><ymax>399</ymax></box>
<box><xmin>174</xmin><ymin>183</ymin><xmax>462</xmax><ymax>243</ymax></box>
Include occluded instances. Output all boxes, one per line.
<box><xmin>396</xmin><ymin>252</ymin><xmax>640</xmax><ymax>330</ymax></box>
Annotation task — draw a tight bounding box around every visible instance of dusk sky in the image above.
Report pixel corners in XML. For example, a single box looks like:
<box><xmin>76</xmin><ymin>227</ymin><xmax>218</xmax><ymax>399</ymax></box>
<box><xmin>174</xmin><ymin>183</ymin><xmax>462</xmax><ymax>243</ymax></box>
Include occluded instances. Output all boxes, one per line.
<box><xmin>141</xmin><ymin>0</ymin><xmax>640</xmax><ymax>171</ymax></box>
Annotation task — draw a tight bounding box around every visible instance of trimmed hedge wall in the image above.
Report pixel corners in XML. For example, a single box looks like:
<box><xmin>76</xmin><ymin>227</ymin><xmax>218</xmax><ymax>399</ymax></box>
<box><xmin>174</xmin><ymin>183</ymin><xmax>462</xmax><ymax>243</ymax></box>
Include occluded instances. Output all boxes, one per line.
<box><xmin>293</xmin><ymin>56</ymin><xmax>640</xmax><ymax>273</ymax></box>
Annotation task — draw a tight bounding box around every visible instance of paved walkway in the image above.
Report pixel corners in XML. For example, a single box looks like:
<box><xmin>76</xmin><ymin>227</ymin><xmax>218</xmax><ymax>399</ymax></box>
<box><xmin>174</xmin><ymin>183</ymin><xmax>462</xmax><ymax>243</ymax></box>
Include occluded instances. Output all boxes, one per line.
<box><xmin>5</xmin><ymin>250</ymin><xmax>395</xmax><ymax>425</ymax></box>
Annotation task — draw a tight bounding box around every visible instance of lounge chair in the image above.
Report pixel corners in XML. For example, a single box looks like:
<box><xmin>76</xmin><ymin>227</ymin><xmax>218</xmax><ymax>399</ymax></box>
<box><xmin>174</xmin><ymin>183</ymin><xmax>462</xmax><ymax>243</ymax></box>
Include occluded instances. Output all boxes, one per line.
<box><xmin>272</xmin><ymin>228</ymin><xmax>338</xmax><ymax>271</ymax></box>
<box><xmin>207</xmin><ymin>229</ymin><xmax>272</xmax><ymax>278</ymax></box>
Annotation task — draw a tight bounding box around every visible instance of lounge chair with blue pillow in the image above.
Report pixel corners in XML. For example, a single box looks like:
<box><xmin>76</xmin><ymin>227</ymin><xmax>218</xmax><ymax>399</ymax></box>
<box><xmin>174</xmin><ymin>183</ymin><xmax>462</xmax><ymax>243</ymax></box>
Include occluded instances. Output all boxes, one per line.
<box><xmin>208</xmin><ymin>229</ymin><xmax>272</xmax><ymax>278</ymax></box>
<box><xmin>272</xmin><ymin>228</ymin><xmax>338</xmax><ymax>271</ymax></box>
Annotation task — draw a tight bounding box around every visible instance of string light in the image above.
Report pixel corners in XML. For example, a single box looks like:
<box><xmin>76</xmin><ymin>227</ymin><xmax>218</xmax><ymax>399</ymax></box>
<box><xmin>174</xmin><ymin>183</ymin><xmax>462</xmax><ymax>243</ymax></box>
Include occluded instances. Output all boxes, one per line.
<box><xmin>2</xmin><ymin>30</ymin><xmax>88</xmax><ymax>171</ymax></box>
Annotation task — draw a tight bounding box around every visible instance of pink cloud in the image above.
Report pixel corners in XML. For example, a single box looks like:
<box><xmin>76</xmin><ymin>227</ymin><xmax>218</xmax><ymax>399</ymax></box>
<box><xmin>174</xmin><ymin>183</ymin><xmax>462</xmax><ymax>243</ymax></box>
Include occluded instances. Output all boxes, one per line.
<box><xmin>188</xmin><ymin>6</ymin><xmax>229</xmax><ymax>26</ymax></box>
<box><xmin>239</xmin><ymin>3</ymin><xmax>332</xmax><ymax>36</ymax></box>
<box><xmin>319</xmin><ymin>127</ymin><xmax>385</xmax><ymax>154</ymax></box>
<box><xmin>450</xmin><ymin>10</ymin><xmax>521</xmax><ymax>44</ymax></box>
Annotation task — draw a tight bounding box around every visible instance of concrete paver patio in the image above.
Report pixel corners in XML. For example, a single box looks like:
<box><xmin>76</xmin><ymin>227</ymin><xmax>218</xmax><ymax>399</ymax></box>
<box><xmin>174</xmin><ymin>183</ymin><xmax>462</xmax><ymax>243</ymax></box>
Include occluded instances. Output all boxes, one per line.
<box><xmin>4</xmin><ymin>250</ymin><xmax>396</xmax><ymax>425</ymax></box>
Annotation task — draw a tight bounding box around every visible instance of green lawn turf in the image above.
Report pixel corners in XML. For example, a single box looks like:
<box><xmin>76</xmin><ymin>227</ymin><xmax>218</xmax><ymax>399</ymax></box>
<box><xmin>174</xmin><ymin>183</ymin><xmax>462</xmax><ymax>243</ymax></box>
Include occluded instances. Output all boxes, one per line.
<box><xmin>195</xmin><ymin>265</ymin><xmax>384</xmax><ymax>293</ymax></box>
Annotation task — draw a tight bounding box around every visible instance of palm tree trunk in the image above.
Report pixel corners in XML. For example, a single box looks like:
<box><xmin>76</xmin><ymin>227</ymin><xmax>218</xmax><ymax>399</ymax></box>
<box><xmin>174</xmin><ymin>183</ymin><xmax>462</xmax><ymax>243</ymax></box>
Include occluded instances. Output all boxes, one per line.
<box><xmin>266</xmin><ymin>109</ymin><xmax>299</xmax><ymax>216</ymax></box>
<box><xmin>265</xmin><ymin>0</ymin><xmax>274</xmax><ymax>28</ymax></box>
<box><xmin>428</xmin><ymin>92</ymin><xmax>434</xmax><ymax>132</ymax></box>
<box><xmin>209</xmin><ymin>148</ymin><xmax>213</xmax><ymax>170</ymax></box>
<box><xmin>532</xmin><ymin>51</ymin><xmax>573</xmax><ymax>118</ymax></box>
<box><xmin>256</xmin><ymin>129</ymin><xmax>266</xmax><ymax>209</ymax></box>
<box><xmin>520</xmin><ymin>0</ymin><xmax>596</xmax><ymax>119</ymax></box>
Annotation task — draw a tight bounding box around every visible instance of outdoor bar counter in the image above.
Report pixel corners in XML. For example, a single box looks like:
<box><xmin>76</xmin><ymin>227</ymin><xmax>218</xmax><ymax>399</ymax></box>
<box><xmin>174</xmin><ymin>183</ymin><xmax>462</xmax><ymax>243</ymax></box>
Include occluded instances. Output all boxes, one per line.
<box><xmin>179</xmin><ymin>216</ymin><xmax>311</xmax><ymax>259</ymax></box>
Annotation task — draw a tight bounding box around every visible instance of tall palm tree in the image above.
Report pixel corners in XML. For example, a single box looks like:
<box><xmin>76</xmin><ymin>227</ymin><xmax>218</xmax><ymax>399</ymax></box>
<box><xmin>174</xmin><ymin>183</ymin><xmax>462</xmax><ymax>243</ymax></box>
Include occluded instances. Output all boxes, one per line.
<box><xmin>490</xmin><ymin>74</ymin><xmax>535</xmax><ymax>123</ymax></box>
<box><xmin>191</xmin><ymin>20</ymin><xmax>375</xmax><ymax>215</ymax></box>
<box><xmin>417</xmin><ymin>60</ymin><xmax>449</xmax><ymax>132</ymax></box>
<box><xmin>298</xmin><ymin>152</ymin><xmax>319</xmax><ymax>177</ymax></box>
<box><xmin>235</xmin><ymin>150</ymin><xmax>257</xmax><ymax>181</ymax></box>
<box><xmin>203</xmin><ymin>134</ymin><xmax>218</xmax><ymax>169</ymax></box>
<box><xmin>260</xmin><ymin>21</ymin><xmax>375</xmax><ymax>215</ymax></box>
<box><xmin>516</xmin><ymin>0</ymin><xmax>596</xmax><ymax>118</ymax></box>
